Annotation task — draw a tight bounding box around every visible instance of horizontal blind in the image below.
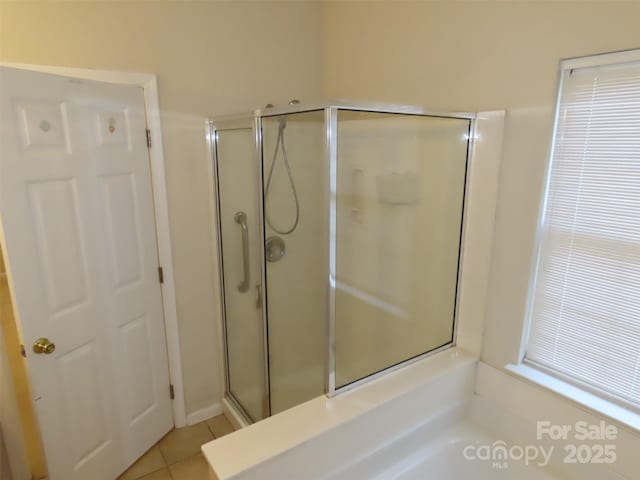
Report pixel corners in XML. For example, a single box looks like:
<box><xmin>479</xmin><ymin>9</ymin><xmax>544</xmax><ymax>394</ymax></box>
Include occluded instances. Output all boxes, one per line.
<box><xmin>526</xmin><ymin>59</ymin><xmax>640</xmax><ymax>407</ymax></box>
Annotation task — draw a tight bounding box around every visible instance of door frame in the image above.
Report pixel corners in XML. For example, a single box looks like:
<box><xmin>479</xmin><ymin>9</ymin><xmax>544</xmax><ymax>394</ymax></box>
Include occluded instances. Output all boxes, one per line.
<box><xmin>0</xmin><ymin>62</ymin><xmax>187</xmax><ymax>428</ymax></box>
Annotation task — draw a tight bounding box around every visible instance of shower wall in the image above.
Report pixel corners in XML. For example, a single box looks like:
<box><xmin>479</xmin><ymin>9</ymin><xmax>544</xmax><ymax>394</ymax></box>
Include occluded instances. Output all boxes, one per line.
<box><xmin>334</xmin><ymin>113</ymin><xmax>470</xmax><ymax>388</ymax></box>
<box><xmin>262</xmin><ymin>112</ymin><xmax>328</xmax><ymax>414</ymax></box>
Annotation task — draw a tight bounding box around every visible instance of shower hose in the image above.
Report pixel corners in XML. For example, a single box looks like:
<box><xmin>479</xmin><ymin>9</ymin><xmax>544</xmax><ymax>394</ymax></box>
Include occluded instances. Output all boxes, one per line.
<box><xmin>265</xmin><ymin>118</ymin><xmax>300</xmax><ymax>235</ymax></box>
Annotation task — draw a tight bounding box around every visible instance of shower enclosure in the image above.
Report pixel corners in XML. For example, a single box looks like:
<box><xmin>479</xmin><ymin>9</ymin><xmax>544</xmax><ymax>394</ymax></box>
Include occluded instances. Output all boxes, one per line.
<box><xmin>209</xmin><ymin>101</ymin><xmax>474</xmax><ymax>423</ymax></box>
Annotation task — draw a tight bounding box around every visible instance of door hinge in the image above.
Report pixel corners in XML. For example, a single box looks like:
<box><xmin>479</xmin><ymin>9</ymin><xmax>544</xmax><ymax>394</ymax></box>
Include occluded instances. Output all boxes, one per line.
<box><xmin>169</xmin><ymin>384</ymin><xmax>175</xmax><ymax>400</ymax></box>
<box><xmin>146</xmin><ymin>129</ymin><xmax>152</xmax><ymax>148</ymax></box>
<box><xmin>158</xmin><ymin>266</ymin><xmax>164</xmax><ymax>284</ymax></box>
<box><xmin>20</xmin><ymin>344</ymin><xmax>26</xmax><ymax>358</ymax></box>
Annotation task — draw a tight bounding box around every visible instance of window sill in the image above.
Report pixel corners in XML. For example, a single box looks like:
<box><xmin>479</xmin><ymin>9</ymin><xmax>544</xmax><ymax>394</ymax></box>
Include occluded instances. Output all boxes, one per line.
<box><xmin>505</xmin><ymin>362</ymin><xmax>640</xmax><ymax>433</ymax></box>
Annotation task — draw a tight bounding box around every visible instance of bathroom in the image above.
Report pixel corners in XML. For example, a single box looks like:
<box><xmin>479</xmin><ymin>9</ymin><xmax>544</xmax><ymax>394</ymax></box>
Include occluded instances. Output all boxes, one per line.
<box><xmin>0</xmin><ymin>1</ymin><xmax>639</xmax><ymax>479</ymax></box>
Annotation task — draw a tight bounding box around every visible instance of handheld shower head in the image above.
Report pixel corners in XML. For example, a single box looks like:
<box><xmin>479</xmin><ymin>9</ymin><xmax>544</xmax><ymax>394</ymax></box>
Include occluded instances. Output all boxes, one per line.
<box><xmin>266</xmin><ymin>114</ymin><xmax>299</xmax><ymax>235</ymax></box>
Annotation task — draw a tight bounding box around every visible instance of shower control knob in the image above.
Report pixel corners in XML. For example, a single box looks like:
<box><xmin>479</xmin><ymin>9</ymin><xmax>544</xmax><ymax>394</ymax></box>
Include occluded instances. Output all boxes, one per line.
<box><xmin>265</xmin><ymin>236</ymin><xmax>286</xmax><ymax>262</ymax></box>
<box><xmin>288</xmin><ymin>99</ymin><xmax>300</xmax><ymax>105</ymax></box>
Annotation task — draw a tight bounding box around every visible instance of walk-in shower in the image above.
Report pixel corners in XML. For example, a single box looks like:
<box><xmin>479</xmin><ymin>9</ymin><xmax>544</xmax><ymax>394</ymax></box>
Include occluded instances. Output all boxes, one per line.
<box><xmin>208</xmin><ymin>101</ymin><xmax>475</xmax><ymax>423</ymax></box>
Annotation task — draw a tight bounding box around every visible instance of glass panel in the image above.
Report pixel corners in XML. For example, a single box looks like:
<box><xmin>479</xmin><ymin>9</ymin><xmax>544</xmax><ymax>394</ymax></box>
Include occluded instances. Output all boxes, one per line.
<box><xmin>215</xmin><ymin>127</ymin><xmax>267</xmax><ymax>421</ymax></box>
<box><xmin>334</xmin><ymin>111</ymin><xmax>470</xmax><ymax>388</ymax></box>
<box><xmin>261</xmin><ymin>110</ymin><xmax>328</xmax><ymax>414</ymax></box>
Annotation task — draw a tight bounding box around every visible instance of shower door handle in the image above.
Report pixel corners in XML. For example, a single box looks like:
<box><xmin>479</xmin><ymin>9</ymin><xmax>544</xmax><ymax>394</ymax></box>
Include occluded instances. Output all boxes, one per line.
<box><xmin>234</xmin><ymin>211</ymin><xmax>250</xmax><ymax>293</ymax></box>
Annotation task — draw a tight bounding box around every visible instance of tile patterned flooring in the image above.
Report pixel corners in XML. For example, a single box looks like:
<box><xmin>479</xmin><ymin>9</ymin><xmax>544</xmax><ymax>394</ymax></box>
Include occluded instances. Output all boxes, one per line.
<box><xmin>118</xmin><ymin>415</ymin><xmax>235</xmax><ymax>480</ymax></box>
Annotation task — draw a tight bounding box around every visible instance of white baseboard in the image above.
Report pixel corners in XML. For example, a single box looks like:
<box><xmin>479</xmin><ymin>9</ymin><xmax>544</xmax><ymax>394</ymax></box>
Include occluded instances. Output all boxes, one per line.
<box><xmin>222</xmin><ymin>397</ymin><xmax>249</xmax><ymax>430</ymax></box>
<box><xmin>185</xmin><ymin>403</ymin><xmax>223</xmax><ymax>426</ymax></box>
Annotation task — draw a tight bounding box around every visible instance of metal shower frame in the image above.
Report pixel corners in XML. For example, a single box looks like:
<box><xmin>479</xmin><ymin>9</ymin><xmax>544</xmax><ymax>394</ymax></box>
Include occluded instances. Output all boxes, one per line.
<box><xmin>208</xmin><ymin>100</ymin><xmax>477</xmax><ymax>423</ymax></box>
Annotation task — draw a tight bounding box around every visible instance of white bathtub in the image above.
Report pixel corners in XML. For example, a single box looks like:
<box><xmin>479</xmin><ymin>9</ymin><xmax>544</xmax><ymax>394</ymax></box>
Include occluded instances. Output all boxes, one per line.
<box><xmin>203</xmin><ymin>350</ymin><xmax>636</xmax><ymax>480</ymax></box>
<box><xmin>316</xmin><ymin>394</ymin><xmax>560</xmax><ymax>480</ymax></box>
<box><xmin>336</xmin><ymin>419</ymin><xmax>556</xmax><ymax>480</ymax></box>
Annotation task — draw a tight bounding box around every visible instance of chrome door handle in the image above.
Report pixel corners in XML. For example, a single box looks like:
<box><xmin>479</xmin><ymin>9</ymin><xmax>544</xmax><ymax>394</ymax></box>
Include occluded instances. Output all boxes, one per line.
<box><xmin>234</xmin><ymin>211</ymin><xmax>250</xmax><ymax>293</ymax></box>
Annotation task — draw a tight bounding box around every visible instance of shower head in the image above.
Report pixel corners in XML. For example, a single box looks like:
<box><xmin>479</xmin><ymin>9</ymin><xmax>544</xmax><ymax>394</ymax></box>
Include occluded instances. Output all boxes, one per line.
<box><xmin>278</xmin><ymin>100</ymin><xmax>300</xmax><ymax>130</ymax></box>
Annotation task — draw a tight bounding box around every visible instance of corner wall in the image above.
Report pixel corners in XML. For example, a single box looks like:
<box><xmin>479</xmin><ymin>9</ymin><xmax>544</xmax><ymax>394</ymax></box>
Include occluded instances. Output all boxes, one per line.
<box><xmin>322</xmin><ymin>0</ymin><xmax>640</xmax><ymax>369</ymax></box>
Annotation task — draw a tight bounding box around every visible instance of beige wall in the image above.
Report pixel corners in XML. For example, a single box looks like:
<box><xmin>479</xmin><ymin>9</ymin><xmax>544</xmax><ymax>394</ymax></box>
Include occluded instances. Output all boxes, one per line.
<box><xmin>0</xmin><ymin>0</ymin><xmax>324</xmax><ymax>414</ymax></box>
<box><xmin>324</xmin><ymin>1</ymin><xmax>640</xmax><ymax>111</ymax></box>
<box><xmin>323</xmin><ymin>0</ymin><xmax>640</xmax><ymax>369</ymax></box>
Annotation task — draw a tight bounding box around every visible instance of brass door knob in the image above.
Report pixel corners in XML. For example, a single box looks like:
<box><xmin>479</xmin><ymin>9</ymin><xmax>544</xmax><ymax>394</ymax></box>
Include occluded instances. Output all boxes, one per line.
<box><xmin>32</xmin><ymin>338</ymin><xmax>56</xmax><ymax>355</ymax></box>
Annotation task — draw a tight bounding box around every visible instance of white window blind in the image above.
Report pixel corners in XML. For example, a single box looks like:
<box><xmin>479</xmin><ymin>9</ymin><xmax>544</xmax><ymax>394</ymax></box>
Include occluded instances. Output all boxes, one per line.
<box><xmin>526</xmin><ymin>55</ymin><xmax>640</xmax><ymax>408</ymax></box>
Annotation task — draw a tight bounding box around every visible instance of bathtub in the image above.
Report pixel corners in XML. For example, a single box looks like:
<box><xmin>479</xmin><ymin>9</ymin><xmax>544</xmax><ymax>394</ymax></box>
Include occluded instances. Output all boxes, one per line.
<box><xmin>202</xmin><ymin>349</ymin><xmax>637</xmax><ymax>480</ymax></box>
<box><xmin>387</xmin><ymin>424</ymin><xmax>553</xmax><ymax>479</ymax></box>
<box><xmin>332</xmin><ymin>418</ymin><xmax>557</xmax><ymax>480</ymax></box>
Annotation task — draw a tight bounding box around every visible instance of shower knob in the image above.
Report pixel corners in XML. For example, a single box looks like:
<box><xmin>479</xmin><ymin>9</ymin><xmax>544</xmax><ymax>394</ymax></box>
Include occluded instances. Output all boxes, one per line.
<box><xmin>288</xmin><ymin>99</ymin><xmax>300</xmax><ymax>105</ymax></box>
<box><xmin>265</xmin><ymin>236</ymin><xmax>286</xmax><ymax>262</ymax></box>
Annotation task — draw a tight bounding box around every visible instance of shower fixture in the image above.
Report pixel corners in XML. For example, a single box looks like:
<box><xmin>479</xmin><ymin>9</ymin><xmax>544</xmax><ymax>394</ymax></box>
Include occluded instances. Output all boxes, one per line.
<box><xmin>265</xmin><ymin>236</ymin><xmax>285</xmax><ymax>262</ymax></box>
<box><xmin>264</xmin><ymin>100</ymin><xmax>301</xmax><ymax>235</ymax></box>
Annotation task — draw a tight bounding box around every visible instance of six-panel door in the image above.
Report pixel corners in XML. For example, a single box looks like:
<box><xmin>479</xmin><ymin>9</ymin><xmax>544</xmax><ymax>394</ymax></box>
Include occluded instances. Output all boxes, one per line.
<box><xmin>0</xmin><ymin>67</ymin><xmax>173</xmax><ymax>480</ymax></box>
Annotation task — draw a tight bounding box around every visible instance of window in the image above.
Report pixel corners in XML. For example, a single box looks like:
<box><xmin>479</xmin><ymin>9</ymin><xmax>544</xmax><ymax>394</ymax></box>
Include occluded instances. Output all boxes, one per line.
<box><xmin>525</xmin><ymin>50</ymin><xmax>640</xmax><ymax>409</ymax></box>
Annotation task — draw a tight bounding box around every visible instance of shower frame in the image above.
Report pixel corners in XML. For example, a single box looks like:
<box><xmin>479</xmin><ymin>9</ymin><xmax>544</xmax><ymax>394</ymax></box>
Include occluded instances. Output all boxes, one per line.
<box><xmin>208</xmin><ymin>100</ymin><xmax>477</xmax><ymax>423</ymax></box>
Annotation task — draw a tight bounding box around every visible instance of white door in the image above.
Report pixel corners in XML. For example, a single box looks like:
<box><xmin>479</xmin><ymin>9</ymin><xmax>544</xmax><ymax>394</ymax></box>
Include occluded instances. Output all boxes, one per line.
<box><xmin>0</xmin><ymin>67</ymin><xmax>173</xmax><ymax>480</ymax></box>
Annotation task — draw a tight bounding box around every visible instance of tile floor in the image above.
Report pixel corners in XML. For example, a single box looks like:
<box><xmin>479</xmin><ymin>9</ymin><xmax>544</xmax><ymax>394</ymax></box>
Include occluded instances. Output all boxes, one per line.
<box><xmin>118</xmin><ymin>414</ymin><xmax>236</xmax><ymax>480</ymax></box>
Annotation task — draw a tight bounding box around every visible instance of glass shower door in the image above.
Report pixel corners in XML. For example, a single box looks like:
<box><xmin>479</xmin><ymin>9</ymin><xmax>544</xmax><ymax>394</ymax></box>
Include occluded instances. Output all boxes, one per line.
<box><xmin>261</xmin><ymin>110</ymin><xmax>328</xmax><ymax>414</ymax></box>
<box><xmin>333</xmin><ymin>110</ymin><xmax>471</xmax><ymax>389</ymax></box>
<box><xmin>213</xmin><ymin>122</ymin><xmax>268</xmax><ymax>422</ymax></box>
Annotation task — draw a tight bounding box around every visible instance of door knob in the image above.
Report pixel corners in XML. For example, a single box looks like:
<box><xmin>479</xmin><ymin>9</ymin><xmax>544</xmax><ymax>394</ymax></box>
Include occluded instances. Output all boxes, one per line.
<box><xmin>32</xmin><ymin>337</ymin><xmax>56</xmax><ymax>355</ymax></box>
